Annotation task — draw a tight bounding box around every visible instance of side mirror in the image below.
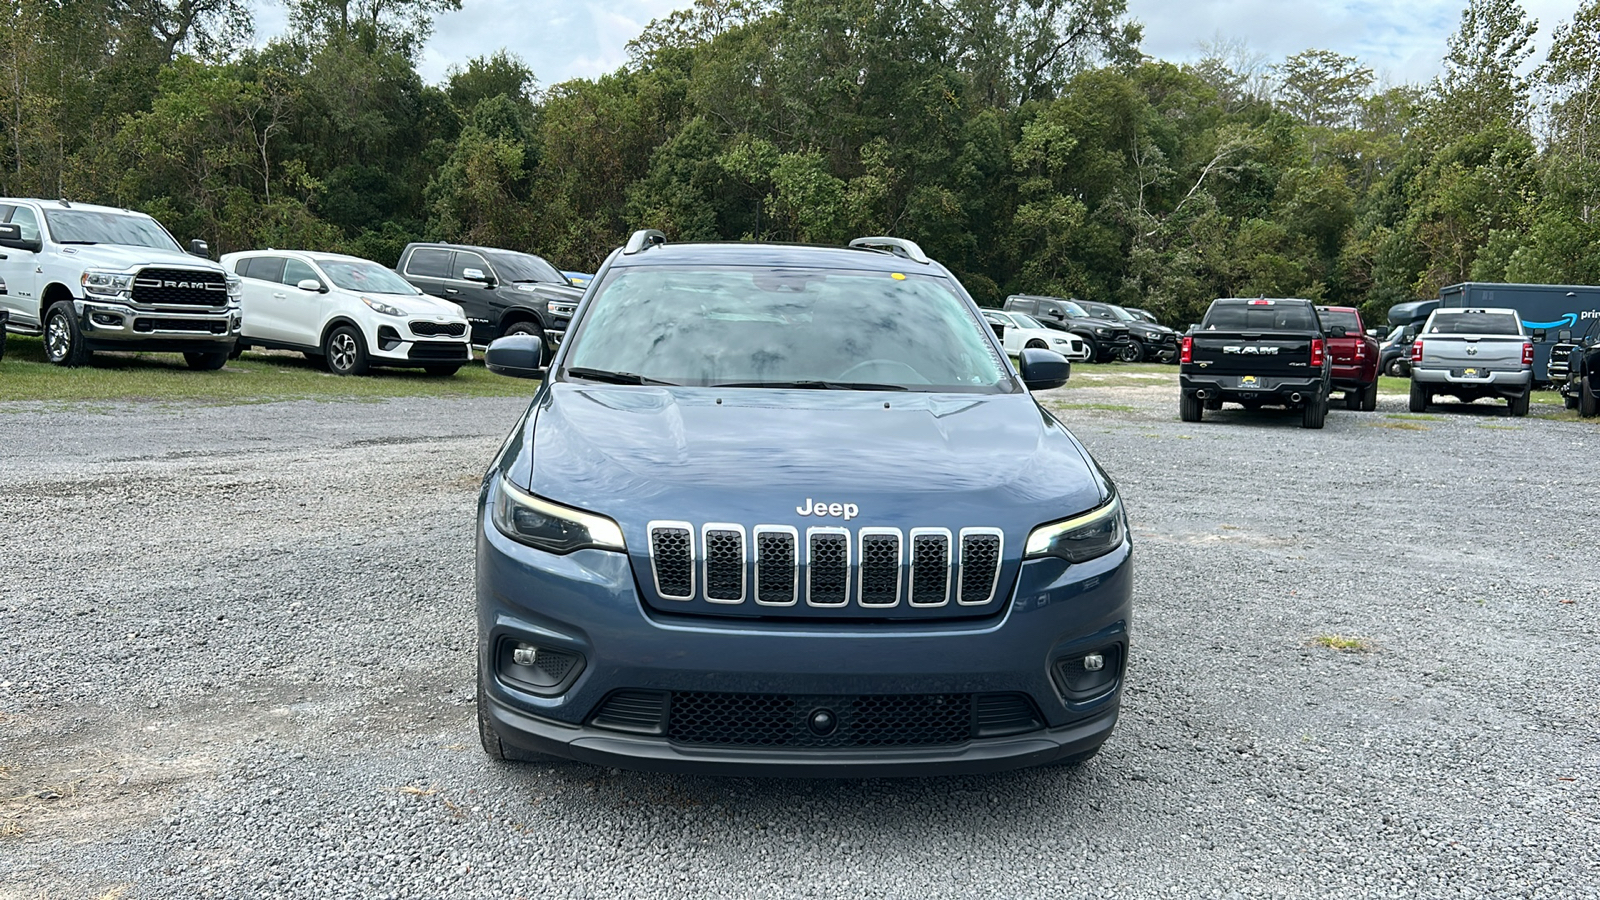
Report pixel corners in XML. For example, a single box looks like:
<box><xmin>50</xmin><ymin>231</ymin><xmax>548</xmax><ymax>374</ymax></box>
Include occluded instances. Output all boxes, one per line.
<box><xmin>484</xmin><ymin>334</ymin><xmax>545</xmax><ymax>378</ymax></box>
<box><xmin>462</xmin><ymin>267</ymin><xmax>493</xmax><ymax>286</ymax></box>
<box><xmin>1048</xmin><ymin>309</ymin><xmax>1065</xmax><ymax>319</ymax></box>
<box><xmin>188</xmin><ymin>239</ymin><xmax>211</xmax><ymax>258</ymax></box>
<box><xmin>0</xmin><ymin>222</ymin><xmax>41</xmax><ymax>253</ymax></box>
<box><xmin>296</xmin><ymin>279</ymin><xmax>326</xmax><ymax>293</ymax></box>
<box><xmin>1366</xmin><ymin>328</ymin><xmax>1380</xmax><ymax>337</ymax></box>
<box><xmin>1532</xmin><ymin>329</ymin><xmax>1547</xmax><ymax>342</ymax></box>
<box><xmin>1018</xmin><ymin>347</ymin><xmax>1070</xmax><ymax>391</ymax></box>
<box><xmin>1327</xmin><ymin>326</ymin><xmax>1347</xmax><ymax>338</ymax></box>
<box><xmin>1558</xmin><ymin>329</ymin><xmax>1572</xmax><ymax>342</ymax></box>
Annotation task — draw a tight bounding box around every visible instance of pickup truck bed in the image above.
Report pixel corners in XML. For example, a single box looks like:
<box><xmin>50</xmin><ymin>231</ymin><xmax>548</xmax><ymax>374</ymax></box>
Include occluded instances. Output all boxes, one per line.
<box><xmin>1179</xmin><ymin>298</ymin><xmax>1332</xmax><ymax>428</ymax></box>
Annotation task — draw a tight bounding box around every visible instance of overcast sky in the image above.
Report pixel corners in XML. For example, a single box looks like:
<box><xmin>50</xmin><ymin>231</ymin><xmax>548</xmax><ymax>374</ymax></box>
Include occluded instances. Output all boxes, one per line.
<box><xmin>254</xmin><ymin>0</ymin><xmax>1584</xmax><ymax>89</ymax></box>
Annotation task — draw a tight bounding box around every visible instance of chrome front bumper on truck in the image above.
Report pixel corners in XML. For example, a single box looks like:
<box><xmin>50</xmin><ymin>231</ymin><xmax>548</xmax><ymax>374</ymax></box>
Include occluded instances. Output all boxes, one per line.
<box><xmin>76</xmin><ymin>298</ymin><xmax>240</xmax><ymax>353</ymax></box>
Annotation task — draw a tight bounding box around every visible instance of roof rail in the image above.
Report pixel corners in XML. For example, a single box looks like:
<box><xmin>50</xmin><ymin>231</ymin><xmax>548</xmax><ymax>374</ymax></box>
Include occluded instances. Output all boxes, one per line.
<box><xmin>848</xmin><ymin>236</ymin><xmax>929</xmax><ymax>265</ymax></box>
<box><xmin>623</xmin><ymin>229</ymin><xmax>667</xmax><ymax>255</ymax></box>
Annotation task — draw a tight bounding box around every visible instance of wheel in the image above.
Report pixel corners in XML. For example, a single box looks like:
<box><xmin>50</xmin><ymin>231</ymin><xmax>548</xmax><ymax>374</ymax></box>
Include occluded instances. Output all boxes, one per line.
<box><xmin>1361</xmin><ymin>381</ymin><xmax>1378</xmax><ymax>412</ymax></box>
<box><xmin>184</xmin><ymin>350</ymin><xmax>229</xmax><ymax>371</ymax></box>
<box><xmin>1204</xmin><ymin>396</ymin><xmax>1221</xmax><ymax>411</ymax></box>
<box><xmin>1408</xmin><ymin>378</ymin><xmax>1428</xmax><ymax>413</ymax></box>
<box><xmin>228</xmin><ymin>342</ymin><xmax>245</xmax><ymax>360</ymax></box>
<box><xmin>1384</xmin><ymin>358</ymin><xmax>1402</xmax><ymax>377</ymax></box>
<box><xmin>502</xmin><ymin>320</ymin><xmax>549</xmax><ymax>365</ymax></box>
<box><xmin>1117</xmin><ymin>341</ymin><xmax>1145</xmax><ymax>363</ymax></box>
<box><xmin>1509</xmin><ymin>390</ymin><xmax>1530</xmax><ymax>418</ymax></box>
<box><xmin>44</xmin><ymin>301</ymin><xmax>91</xmax><ymax>367</ymax></box>
<box><xmin>1301</xmin><ymin>393</ymin><xmax>1327</xmax><ymax>429</ymax></box>
<box><xmin>324</xmin><ymin>325</ymin><xmax>369</xmax><ymax>376</ymax></box>
<box><xmin>1078</xmin><ymin>336</ymin><xmax>1098</xmax><ymax>363</ymax></box>
<box><xmin>1581</xmin><ymin>377</ymin><xmax>1598</xmax><ymax>418</ymax></box>
<box><xmin>477</xmin><ymin>675</ymin><xmax>559</xmax><ymax>763</ymax></box>
<box><xmin>1024</xmin><ymin>339</ymin><xmax>1047</xmax><ymax>350</ymax></box>
<box><xmin>423</xmin><ymin>363</ymin><xmax>461</xmax><ymax>376</ymax></box>
<box><xmin>1179</xmin><ymin>391</ymin><xmax>1203</xmax><ymax>422</ymax></box>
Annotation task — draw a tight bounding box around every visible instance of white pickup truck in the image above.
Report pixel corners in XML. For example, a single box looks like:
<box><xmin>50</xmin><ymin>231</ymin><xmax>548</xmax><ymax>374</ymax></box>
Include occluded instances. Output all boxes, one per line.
<box><xmin>1408</xmin><ymin>307</ymin><xmax>1533</xmax><ymax>416</ymax></box>
<box><xmin>0</xmin><ymin>198</ymin><xmax>240</xmax><ymax>368</ymax></box>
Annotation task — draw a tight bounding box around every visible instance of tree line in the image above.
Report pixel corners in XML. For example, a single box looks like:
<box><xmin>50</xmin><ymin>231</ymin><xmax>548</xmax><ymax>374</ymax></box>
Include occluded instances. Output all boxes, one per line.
<box><xmin>3</xmin><ymin>0</ymin><xmax>1597</xmax><ymax>327</ymax></box>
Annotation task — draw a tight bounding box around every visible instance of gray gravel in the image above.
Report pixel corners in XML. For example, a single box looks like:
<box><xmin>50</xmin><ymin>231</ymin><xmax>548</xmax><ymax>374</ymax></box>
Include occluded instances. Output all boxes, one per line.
<box><xmin>2</xmin><ymin>385</ymin><xmax>1598</xmax><ymax>899</ymax></box>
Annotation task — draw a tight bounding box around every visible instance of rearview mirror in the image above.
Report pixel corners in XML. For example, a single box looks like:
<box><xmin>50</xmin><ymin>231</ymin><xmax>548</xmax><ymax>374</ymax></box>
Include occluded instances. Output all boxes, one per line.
<box><xmin>484</xmin><ymin>334</ymin><xmax>545</xmax><ymax>379</ymax></box>
<box><xmin>297</xmin><ymin>279</ymin><xmax>325</xmax><ymax>293</ymax></box>
<box><xmin>1018</xmin><ymin>347</ymin><xmax>1070</xmax><ymax>391</ymax></box>
<box><xmin>188</xmin><ymin>239</ymin><xmax>210</xmax><ymax>258</ymax></box>
<box><xmin>0</xmin><ymin>222</ymin><xmax>41</xmax><ymax>253</ymax></box>
<box><xmin>462</xmin><ymin>267</ymin><xmax>493</xmax><ymax>285</ymax></box>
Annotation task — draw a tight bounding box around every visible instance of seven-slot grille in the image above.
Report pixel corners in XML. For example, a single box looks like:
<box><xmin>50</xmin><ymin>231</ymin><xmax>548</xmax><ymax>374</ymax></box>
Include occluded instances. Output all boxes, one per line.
<box><xmin>131</xmin><ymin>267</ymin><xmax>229</xmax><ymax>307</ymax></box>
<box><xmin>409</xmin><ymin>320</ymin><xmax>466</xmax><ymax>337</ymax></box>
<box><xmin>647</xmin><ymin>522</ymin><xmax>1004</xmax><ymax>611</ymax></box>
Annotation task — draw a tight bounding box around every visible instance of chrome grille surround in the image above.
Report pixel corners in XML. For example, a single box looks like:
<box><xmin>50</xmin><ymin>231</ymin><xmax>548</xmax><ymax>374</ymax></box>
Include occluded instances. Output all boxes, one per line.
<box><xmin>647</xmin><ymin>520</ymin><xmax>695</xmax><ymax>601</ymax></box>
<box><xmin>805</xmin><ymin>527</ymin><xmax>852</xmax><ymax>607</ymax></box>
<box><xmin>907</xmin><ymin>527</ymin><xmax>953</xmax><ymax>607</ymax></box>
<box><xmin>700</xmin><ymin>523</ymin><xmax>747</xmax><ymax>604</ymax></box>
<box><xmin>957</xmin><ymin>527</ymin><xmax>1004</xmax><ymax>606</ymax></box>
<box><xmin>752</xmin><ymin>525</ymin><xmax>799</xmax><ymax>606</ymax></box>
<box><xmin>856</xmin><ymin>527</ymin><xmax>904</xmax><ymax>608</ymax></box>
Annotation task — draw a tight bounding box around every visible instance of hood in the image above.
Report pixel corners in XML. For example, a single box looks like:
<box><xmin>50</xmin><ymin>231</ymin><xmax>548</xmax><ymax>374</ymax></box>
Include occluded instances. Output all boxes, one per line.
<box><xmin>512</xmin><ymin>281</ymin><xmax>585</xmax><ymax>302</ymax></box>
<box><xmin>372</xmin><ymin>292</ymin><xmax>466</xmax><ymax>318</ymax></box>
<box><xmin>1126</xmin><ymin>321</ymin><xmax>1174</xmax><ymax>339</ymax></box>
<box><xmin>70</xmin><ymin>244</ymin><xmax>227</xmax><ymax>273</ymax></box>
<box><xmin>516</xmin><ymin>384</ymin><xmax>1108</xmax><ymax>544</ymax></box>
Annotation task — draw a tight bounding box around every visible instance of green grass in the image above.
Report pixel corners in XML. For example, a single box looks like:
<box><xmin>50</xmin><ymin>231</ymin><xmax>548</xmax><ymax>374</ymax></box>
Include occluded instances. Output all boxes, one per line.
<box><xmin>1311</xmin><ymin>634</ymin><xmax>1374</xmax><ymax>653</ymax></box>
<box><xmin>0</xmin><ymin>334</ymin><xmax>537</xmax><ymax>406</ymax></box>
<box><xmin>1051</xmin><ymin>401</ymin><xmax>1141</xmax><ymax>413</ymax></box>
<box><xmin>1386</xmin><ymin>412</ymin><xmax>1442</xmax><ymax>421</ymax></box>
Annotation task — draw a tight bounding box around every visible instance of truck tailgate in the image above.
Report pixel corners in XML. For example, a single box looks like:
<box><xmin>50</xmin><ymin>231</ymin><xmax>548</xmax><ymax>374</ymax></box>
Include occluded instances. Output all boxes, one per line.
<box><xmin>1189</xmin><ymin>333</ymin><xmax>1318</xmax><ymax>376</ymax></box>
<box><xmin>1419</xmin><ymin>336</ymin><xmax>1525</xmax><ymax>370</ymax></box>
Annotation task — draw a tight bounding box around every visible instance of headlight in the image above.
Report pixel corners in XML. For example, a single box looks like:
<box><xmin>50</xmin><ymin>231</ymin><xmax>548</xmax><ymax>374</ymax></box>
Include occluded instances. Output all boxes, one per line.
<box><xmin>81</xmin><ymin>270</ymin><xmax>134</xmax><ymax>297</ymax></box>
<box><xmin>1024</xmin><ymin>492</ymin><xmax>1125</xmax><ymax>563</ymax></box>
<box><xmin>226</xmin><ymin>274</ymin><xmax>242</xmax><ymax>299</ymax></box>
<box><xmin>492</xmin><ymin>474</ymin><xmax>625</xmax><ymax>554</ymax></box>
<box><xmin>362</xmin><ymin>296</ymin><xmax>405</xmax><ymax>316</ymax></box>
<box><xmin>1095</xmin><ymin>327</ymin><xmax>1112</xmax><ymax>336</ymax></box>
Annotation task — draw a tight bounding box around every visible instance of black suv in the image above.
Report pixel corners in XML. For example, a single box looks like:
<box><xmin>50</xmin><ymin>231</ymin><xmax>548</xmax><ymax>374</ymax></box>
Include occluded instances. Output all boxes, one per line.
<box><xmin>1076</xmin><ymin>300</ymin><xmax>1178</xmax><ymax>362</ymax></box>
<box><xmin>1003</xmin><ymin>294</ymin><xmax>1131</xmax><ymax>362</ymax></box>
<box><xmin>396</xmin><ymin>242</ymin><xmax>583</xmax><ymax>362</ymax></box>
<box><xmin>1554</xmin><ymin>317</ymin><xmax>1600</xmax><ymax>416</ymax></box>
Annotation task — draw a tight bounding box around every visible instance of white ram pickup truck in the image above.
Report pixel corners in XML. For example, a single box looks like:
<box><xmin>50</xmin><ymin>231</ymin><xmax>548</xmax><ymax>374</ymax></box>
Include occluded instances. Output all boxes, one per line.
<box><xmin>1408</xmin><ymin>307</ymin><xmax>1533</xmax><ymax>416</ymax></box>
<box><xmin>0</xmin><ymin>198</ymin><xmax>240</xmax><ymax>368</ymax></box>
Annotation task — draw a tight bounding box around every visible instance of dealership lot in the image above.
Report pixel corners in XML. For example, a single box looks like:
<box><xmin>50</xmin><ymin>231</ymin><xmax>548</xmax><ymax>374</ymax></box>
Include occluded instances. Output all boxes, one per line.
<box><xmin>1</xmin><ymin>382</ymin><xmax>1597</xmax><ymax>898</ymax></box>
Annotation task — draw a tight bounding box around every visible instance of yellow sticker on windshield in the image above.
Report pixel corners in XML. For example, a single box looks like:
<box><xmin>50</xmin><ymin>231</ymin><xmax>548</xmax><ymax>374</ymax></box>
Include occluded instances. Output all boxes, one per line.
<box><xmin>891</xmin><ymin>273</ymin><xmax>906</xmax><ymax>280</ymax></box>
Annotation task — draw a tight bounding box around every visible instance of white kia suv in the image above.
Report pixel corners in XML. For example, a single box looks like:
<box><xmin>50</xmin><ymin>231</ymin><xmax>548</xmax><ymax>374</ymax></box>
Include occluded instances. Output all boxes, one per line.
<box><xmin>222</xmin><ymin>250</ymin><xmax>472</xmax><ymax>376</ymax></box>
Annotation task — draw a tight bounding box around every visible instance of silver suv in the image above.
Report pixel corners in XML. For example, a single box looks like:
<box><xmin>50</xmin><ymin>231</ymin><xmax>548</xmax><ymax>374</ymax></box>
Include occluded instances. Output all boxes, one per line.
<box><xmin>1408</xmin><ymin>308</ymin><xmax>1532</xmax><ymax>416</ymax></box>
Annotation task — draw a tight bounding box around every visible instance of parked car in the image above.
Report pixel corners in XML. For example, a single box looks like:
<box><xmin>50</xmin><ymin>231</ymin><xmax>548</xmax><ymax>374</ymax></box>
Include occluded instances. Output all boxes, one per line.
<box><xmin>1077</xmin><ymin>300</ymin><xmax>1179</xmax><ymax>362</ymax></box>
<box><xmin>223</xmin><ymin>250</ymin><xmax>472</xmax><ymax>376</ymax></box>
<box><xmin>1378</xmin><ymin>324</ymin><xmax>1418</xmax><ymax>377</ymax></box>
<box><xmin>0</xmin><ymin>198</ymin><xmax>239</xmax><ymax>368</ymax></box>
<box><xmin>1316</xmin><ymin>305</ymin><xmax>1380</xmax><ymax>411</ymax></box>
<box><xmin>1002</xmin><ymin>294</ymin><xmax>1132</xmax><ymax>362</ymax></box>
<box><xmin>396</xmin><ymin>242</ymin><xmax>582</xmax><ymax>363</ymax></box>
<box><xmin>1438</xmin><ymin>281</ymin><xmax>1600</xmax><ymax>383</ymax></box>
<box><xmin>1551</xmin><ymin>317</ymin><xmax>1600</xmax><ymax>415</ymax></box>
<box><xmin>1408</xmin><ymin>307</ymin><xmax>1532</xmax><ymax>416</ymax></box>
<box><xmin>473</xmin><ymin>230</ymin><xmax>1129</xmax><ymax>776</ymax></box>
<box><xmin>562</xmin><ymin>271</ymin><xmax>593</xmax><ymax>288</ymax></box>
<box><xmin>1125</xmin><ymin>307</ymin><xmax>1161</xmax><ymax>326</ymax></box>
<box><xmin>1179</xmin><ymin>298</ymin><xmax>1332</xmax><ymax>428</ymax></box>
<box><xmin>982</xmin><ymin>309</ymin><xmax>1090</xmax><ymax>360</ymax></box>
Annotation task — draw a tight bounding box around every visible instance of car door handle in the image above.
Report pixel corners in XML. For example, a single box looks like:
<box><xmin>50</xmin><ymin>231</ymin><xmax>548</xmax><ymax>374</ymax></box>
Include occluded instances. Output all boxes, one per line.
<box><xmin>272</xmin><ymin>293</ymin><xmax>286</xmax><ymax>299</ymax></box>
<box><xmin>444</xmin><ymin>288</ymin><xmax>458</xmax><ymax>294</ymax></box>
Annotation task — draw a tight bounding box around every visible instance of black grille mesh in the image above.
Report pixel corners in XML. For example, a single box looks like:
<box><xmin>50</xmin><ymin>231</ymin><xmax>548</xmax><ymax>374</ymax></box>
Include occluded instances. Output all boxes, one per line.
<box><xmin>959</xmin><ymin>533</ymin><xmax>1001</xmax><ymax>604</ymax></box>
<box><xmin>651</xmin><ymin>526</ymin><xmax>693</xmax><ymax>598</ymax></box>
<box><xmin>406</xmin><ymin>342</ymin><xmax>469</xmax><ymax>360</ymax></box>
<box><xmin>909</xmin><ymin>533</ymin><xmax>950</xmax><ymax>605</ymax></box>
<box><xmin>666</xmin><ymin>692</ymin><xmax>973</xmax><ymax>747</ymax></box>
<box><xmin>807</xmin><ymin>532</ymin><xmax>849</xmax><ymax>606</ymax></box>
<box><xmin>755</xmin><ymin>531</ymin><xmax>797</xmax><ymax>604</ymax></box>
<box><xmin>858</xmin><ymin>534</ymin><xmax>901</xmax><ymax>606</ymax></box>
<box><xmin>131</xmin><ymin>268</ymin><xmax>229</xmax><ymax>307</ymax></box>
<box><xmin>703</xmin><ymin>529</ymin><xmax>744</xmax><ymax>601</ymax></box>
<box><xmin>132</xmin><ymin>317</ymin><xmax>228</xmax><ymax>334</ymax></box>
<box><xmin>409</xmin><ymin>321</ymin><xmax>466</xmax><ymax>337</ymax></box>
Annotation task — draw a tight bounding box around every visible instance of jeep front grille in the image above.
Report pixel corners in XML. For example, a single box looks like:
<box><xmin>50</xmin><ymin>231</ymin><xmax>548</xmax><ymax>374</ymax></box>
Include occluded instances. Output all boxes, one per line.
<box><xmin>131</xmin><ymin>267</ymin><xmax>229</xmax><ymax>307</ymax></box>
<box><xmin>646</xmin><ymin>523</ymin><xmax>1004</xmax><ymax>612</ymax></box>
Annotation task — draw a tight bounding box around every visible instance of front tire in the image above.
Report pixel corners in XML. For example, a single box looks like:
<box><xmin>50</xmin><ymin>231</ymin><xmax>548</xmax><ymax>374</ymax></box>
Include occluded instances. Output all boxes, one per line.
<box><xmin>44</xmin><ymin>301</ymin><xmax>91</xmax><ymax>367</ymax></box>
<box><xmin>1361</xmin><ymin>381</ymin><xmax>1378</xmax><ymax>412</ymax></box>
<box><xmin>184</xmin><ymin>350</ymin><xmax>229</xmax><ymax>371</ymax></box>
<box><xmin>324</xmin><ymin>325</ymin><xmax>370</xmax><ymax>376</ymax></box>
<box><xmin>1581</xmin><ymin>377</ymin><xmax>1597</xmax><ymax>418</ymax></box>
<box><xmin>1301</xmin><ymin>393</ymin><xmax>1327</xmax><ymax>429</ymax></box>
<box><xmin>1179</xmin><ymin>391</ymin><xmax>1203</xmax><ymax>422</ymax></box>
<box><xmin>477</xmin><ymin>675</ymin><xmax>559</xmax><ymax>764</ymax></box>
<box><xmin>502</xmin><ymin>320</ymin><xmax>550</xmax><ymax>365</ymax></box>
<box><xmin>1408</xmin><ymin>379</ymin><xmax>1428</xmax><ymax>413</ymax></box>
<box><xmin>1077</xmin><ymin>336</ymin><xmax>1098</xmax><ymax>364</ymax></box>
<box><xmin>1118</xmin><ymin>341</ymin><xmax>1145</xmax><ymax>363</ymax></box>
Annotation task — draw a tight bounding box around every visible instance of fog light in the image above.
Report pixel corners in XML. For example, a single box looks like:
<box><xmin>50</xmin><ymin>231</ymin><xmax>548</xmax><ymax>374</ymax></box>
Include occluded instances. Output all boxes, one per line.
<box><xmin>1084</xmin><ymin>652</ymin><xmax>1104</xmax><ymax>672</ymax></box>
<box><xmin>512</xmin><ymin>644</ymin><xmax>538</xmax><ymax>666</ymax></box>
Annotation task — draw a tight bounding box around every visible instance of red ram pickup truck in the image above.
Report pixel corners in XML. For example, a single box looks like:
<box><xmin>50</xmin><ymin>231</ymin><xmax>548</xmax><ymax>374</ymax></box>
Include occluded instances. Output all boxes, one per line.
<box><xmin>1316</xmin><ymin>305</ymin><xmax>1379</xmax><ymax>411</ymax></box>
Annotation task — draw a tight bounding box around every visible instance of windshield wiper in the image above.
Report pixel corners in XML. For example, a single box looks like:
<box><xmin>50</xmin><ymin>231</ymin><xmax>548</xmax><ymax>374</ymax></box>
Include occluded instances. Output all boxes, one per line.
<box><xmin>565</xmin><ymin>367</ymin><xmax>679</xmax><ymax>386</ymax></box>
<box><xmin>709</xmin><ymin>380</ymin><xmax>910</xmax><ymax>391</ymax></box>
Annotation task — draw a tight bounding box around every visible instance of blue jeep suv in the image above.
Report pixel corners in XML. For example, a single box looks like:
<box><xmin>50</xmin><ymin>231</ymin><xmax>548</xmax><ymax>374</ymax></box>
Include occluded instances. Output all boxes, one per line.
<box><xmin>474</xmin><ymin>231</ymin><xmax>1133</xmax><ymax>776</ymax></box>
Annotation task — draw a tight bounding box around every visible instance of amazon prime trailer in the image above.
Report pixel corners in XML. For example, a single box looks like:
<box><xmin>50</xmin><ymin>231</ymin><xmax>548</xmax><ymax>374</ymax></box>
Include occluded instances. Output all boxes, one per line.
<box><xmin>1439</xmin><ymin>282</ymin><xmax>1600</xmax><ymax>382</ymax></box>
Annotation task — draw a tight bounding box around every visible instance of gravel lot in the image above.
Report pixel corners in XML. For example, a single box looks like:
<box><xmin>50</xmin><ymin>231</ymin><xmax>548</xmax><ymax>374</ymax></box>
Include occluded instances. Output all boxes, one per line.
<box><xmin>2</xmin><ymin>382</ymin><xmax>1597</xmax><ymax>899</ymax></box>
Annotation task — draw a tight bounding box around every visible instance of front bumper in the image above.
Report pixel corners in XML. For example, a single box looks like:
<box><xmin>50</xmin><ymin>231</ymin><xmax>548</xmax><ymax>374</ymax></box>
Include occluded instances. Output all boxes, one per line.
<box><xmin>476</xmin><ymin>505</ymin><xmax>1133</xmax><ymax>776</ymax></box>
<box><xmin>77</xmin><ymin>298</ymin><xmax>239</xmax><ymax>350</ymax></box>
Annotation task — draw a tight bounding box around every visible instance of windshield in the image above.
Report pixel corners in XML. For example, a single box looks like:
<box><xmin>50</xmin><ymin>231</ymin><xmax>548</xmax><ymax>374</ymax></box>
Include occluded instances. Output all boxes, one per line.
<box><xmin>1384</xmin><ymin>326</ymin><xmax>1403</xmax><ymax>344</ymax></box>
<box><xmin>1085</xmin><ymin>303</ymin><xmax>1136</xmax><ymax>323</ymax></box>
<box><xmin>43</xmin><ymin>209</ymin><xmax>182</xmax><ymax>252</ymax></box>
<box><xmin>565</xmin><ymin>267</ymin><xmax>1012</xmax><ymax>392</ymax></box>
<box><xmin>1426</xmin><ymin>311</ymin><xmax>1522</xmax><ymax>335</ymax></box>
<box><xmin>1014</xmin><ymin>313</ymin><xmax>1049</xmax><ymax>330</ymax></box>
<box><xmin>315</xmin><ymin>258</ymin><xmax>420</xmax><ymax>294</ymax></box>
<box><xmin>485</xmin><ymin>251</ymin><xmax>566</xmax><ymax>285</ymax></box>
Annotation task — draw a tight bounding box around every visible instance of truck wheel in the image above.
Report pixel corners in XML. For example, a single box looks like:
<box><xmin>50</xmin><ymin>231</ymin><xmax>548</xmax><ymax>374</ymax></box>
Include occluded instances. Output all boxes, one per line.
<box><xmin>422</xmin><ymin>363</ymin><xmax>461</xmax><ymax>377</ymax></box>
<box><xmin>1508</xmin><ymin>390</ymin><xmax>1530</xmax><ymax>418</ymax></box>
<box><xmin>1179</xmin><ymin>391</ymin><xmax>1203</xmax><ymax>422</ymax></box>
<box><xmin>1408</xmin><ymin>379</ymin><xmax>1428</xmax><ymax>413</ymax></box>
<box><xmin>324</xmin><ymin>325</ymin><xmax>370</xmax><ymax>376</ymax></box>
<box><xmin>1581</xmin><ymin>378</ymin><xmax>1598</xmax><ymax>418</ymax></box>
<box><xmin>184</xmin><ymin>350</ymin><xmax>229</xmax><ymax>371</ymax></box>
<box><xmin>1361</xmin><ymin>381</ymin><xmax>1379</xmax><ymax>412</ymax></box>
<box><xmin>477</xmin><ymin>676</ymin><xmax>559</xmax><ymax>763</ymax></box>
<box><xmin>1118</xmin><ymin>341</ymin><xmax>1145</xmax><ymax>363</ymax></box>
<box><xmin>1301</xmin><ymin>394</ymin><xmax>1327</xmax><ymax>429</ymax></box>
<box><xmin>1076</xmin><ymin>336</ymin><xmax>1098</xmax><ymax>363</ymax></box>
<box><xmin>44</xmin><ymin>301</ymin><xmax>91</xmax><ymax>367</ymax></box>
